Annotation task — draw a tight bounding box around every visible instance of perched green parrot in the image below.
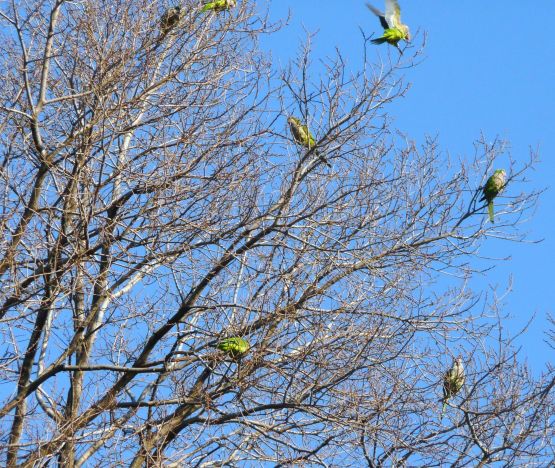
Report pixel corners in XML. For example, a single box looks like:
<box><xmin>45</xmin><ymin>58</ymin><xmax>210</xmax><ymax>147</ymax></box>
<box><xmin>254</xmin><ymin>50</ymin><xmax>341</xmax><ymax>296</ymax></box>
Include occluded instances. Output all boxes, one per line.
<box><xmin>442</xmin><ymin>357</ymin><xmax>465</xmax><ymax>416</ymax></box>
<box><xmin>480</xmin><ymin>169</ymin><xmax>506</xmax><ymax>223</ymax></box>
<box><xmin>201</xmin><ymin>0</ymin><xmax>237</xmax><ymax>13</ymax></box>
<box><xmin>287</xmin><ymin>117</ymin><xmax>331</xmax><ymax>168</ymax></box>
<box><xmin>216</xmin><ymin>337</ymin><xmax>250</xmax><ymax>359</ymax></box>
<box><xmin>366</xmin><ymin>0</ymin><xmax>410</xmax><ymax>53</ymax></box>
<box><xmin>160</xmin><ymin>6</ymin><xmax>182</xmax><ymax>35</ymax></box>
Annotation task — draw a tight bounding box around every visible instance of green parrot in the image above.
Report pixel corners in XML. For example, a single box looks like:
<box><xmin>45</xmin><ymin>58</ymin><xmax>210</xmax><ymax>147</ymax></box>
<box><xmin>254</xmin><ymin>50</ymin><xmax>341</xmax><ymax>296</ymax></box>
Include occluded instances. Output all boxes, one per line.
<box><xmin>480</xmin><ymin>169</ymin><xmax>506</xmax><ymax>223</ymax></box>
<box><xmin>442</xmin><ymin>357</ymin><xmax>465</xmax><ymax>416</ymax></box>
<box><xmin>216</xmin><ymin>337</ymin><xmax>250</xmax><ymax>359</ymax></box>
<box><xmin>160</xmin><ymin>6</ymin><xmax>182</xmax><ymax>35</ymax></box>
<box><xmin>366</xmin><ymin>0</ymin><xmax>410</xmax><ymax>53</ymax></box>
<box><xmin>201</xmin><ymin>0</ymin><xmax>237</xmax><ymax>13</ymax></box>
<box><xmin>287</xmin><ymin>117</ymin><xmax>331</xmax><ymax>168</ymax></box>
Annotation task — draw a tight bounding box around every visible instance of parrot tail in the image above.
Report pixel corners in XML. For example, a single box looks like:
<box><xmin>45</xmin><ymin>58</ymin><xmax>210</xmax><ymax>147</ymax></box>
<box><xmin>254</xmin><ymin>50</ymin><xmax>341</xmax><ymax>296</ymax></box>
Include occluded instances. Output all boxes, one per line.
<box><xmin>313</xmin><ymin>149</ymin><xmax>332</xmax><ymax>168</ymax></box>
<box><xmin>321</xmin><ymin>158</ymin><xmax>332</xmax><ymax>168</ymax></box>
<box><xmin>488</xmin><ymin>201</ymin><xmax>494</xmax><ymax>223</ymax></box>
<box><xmin>319</xmin><ymin>157</ymin><xmax>332</xmax><ymax>168</ymax></box>
<box><xmin>371</xmin><ymin>37</ymin><xmax>387</xmax><ymax>45</ymax></box>
<box><xmin>441</xmin><ymin>399</ymin><xmax>447</xmax><ymax>418</ymax></box>
<box><xmin>201</xmin><ymin>4</ymin><xmax>214</xmax><ymax>12</ymax></box>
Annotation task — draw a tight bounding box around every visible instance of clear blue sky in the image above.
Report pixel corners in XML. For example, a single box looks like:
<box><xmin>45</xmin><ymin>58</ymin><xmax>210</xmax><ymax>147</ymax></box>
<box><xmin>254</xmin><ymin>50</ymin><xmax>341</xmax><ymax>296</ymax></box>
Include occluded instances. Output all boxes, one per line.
<box><xmin>262</xmin><ymin>1</ymin><xmax>555</xmax><ymax>371</ymax></box>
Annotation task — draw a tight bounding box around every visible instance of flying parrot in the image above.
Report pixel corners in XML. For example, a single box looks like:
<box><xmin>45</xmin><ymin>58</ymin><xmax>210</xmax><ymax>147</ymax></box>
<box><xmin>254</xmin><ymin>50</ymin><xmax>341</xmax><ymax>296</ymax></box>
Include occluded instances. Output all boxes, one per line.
<box><xmin>480</xmin><ymin>169</ymin><xmax>506</xmax><ymax>223</ymax></box>
<box><xmin>287</xmin><ymin>117</ymin><xmax>331</xmax><ymax>168</ymax></box>
<box><xmin>366</xmin><ymin>0</ymin><xmax>410</xmax><ymax>53</ymax></box>
<box><xmin>201</xmin><ymin>0</ymin><xmax>237</xmax><ymax>13</ymax></box>
<box><xmin>442</xmin><ymin>357</ymin><xmax>465</xmax><ymax>416</ymax></box>
<box><xmin>160</xmin><ymin>6</ymin><xmax>182</xmax><ymax>36</ymax></box>
<box><xmin>216</xmin><ymin>337</ymin><xmax>250</xmax><ymax>359</ymax></box>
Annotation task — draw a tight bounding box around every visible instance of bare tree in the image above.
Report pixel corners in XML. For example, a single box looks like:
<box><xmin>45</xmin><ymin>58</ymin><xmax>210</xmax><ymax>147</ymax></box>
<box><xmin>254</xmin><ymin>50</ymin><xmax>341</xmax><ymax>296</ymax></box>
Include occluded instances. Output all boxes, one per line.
<box><xmin>0</xmin><ymin>0</ymin><xmax>552</xmax><ymax>466</ymax></box>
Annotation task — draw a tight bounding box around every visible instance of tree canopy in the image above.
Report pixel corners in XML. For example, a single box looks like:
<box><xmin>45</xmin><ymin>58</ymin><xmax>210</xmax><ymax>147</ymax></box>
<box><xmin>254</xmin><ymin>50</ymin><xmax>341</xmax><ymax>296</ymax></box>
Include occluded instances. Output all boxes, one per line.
<box><xmin>0</xmin><ymin>1</ymin><xmax>552</xmax><ymax>466</ymax></box>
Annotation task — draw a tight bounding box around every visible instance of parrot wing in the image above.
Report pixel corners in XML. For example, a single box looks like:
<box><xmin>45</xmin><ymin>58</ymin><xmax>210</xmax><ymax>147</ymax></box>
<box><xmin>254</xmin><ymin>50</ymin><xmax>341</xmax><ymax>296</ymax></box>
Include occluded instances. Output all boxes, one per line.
<box><xmin>201</xmin><ymin>2</ymin><xmax>216</xmax><ymax>12</ymax></box>
<box><xmin>217</xmin><ymin>337</ymin><xmax>249</xmax><ymax>356</ymax></box>
<box><xmin>366</xmin><ymin>3</ymin><xmax>390</xmax><ymax>29</ymax></box>
<box><xmin>443</xmin><ymin>370</ymin><xmax>453</xmax><ymax>397</ymax></box>
<box><xmin>300</xmin><ymin>125</ymin><xmax>312</xmax><ymax>145</ymax></box>
<box><xmin>385</xmin><ymin>0</ymin><xmax>402</xmax><ymax>28</ymax></box>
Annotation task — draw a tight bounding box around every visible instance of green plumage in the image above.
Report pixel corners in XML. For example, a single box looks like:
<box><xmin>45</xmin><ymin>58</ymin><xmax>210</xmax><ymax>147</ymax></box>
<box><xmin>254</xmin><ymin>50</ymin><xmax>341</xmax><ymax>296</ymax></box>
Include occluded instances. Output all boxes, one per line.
<box><xmin>216</xmin><ymin>337</ymin><xmax>250</xmax><ymax>359</ymax></box>
<box><xmin>481</xmin><ymin>169</ymin><xmax>506</xmax><ymax>223</ymax></box>
<box><xmin>160</xmin><ymin>6</ymin><xmax>182</xmax><ymax>35</ymax></box>
<box><xmin>371</xmin><ymin>28</ymin><xmax>406</xmax><ymax>45</ymax></box>
<box><xmin>442</xmin><ymin>357</ymin><xmax>465</xmax><ymax>416</ymax></box>
<box><xmin>367</xmin><ymin>1</ymin><xmax>410</xmax><ymax>52</ymax></box>
<box><xmin>287</xmin><ymin>117</ymin><xmax>331</xmax><ymax>168</ymax></box>
<box><xmin>201</xmin><ymin>0</ymin><xmax>237</xmax><ymax>12</ymax></box>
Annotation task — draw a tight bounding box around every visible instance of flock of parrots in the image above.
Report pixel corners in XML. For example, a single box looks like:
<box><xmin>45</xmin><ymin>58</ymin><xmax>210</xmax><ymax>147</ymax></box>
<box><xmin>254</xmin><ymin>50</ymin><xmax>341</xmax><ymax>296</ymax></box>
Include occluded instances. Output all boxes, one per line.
<box><xmin>162</xmin><ymin>0</ymin><xmax>507</xmax><ymax>415</ymax></box>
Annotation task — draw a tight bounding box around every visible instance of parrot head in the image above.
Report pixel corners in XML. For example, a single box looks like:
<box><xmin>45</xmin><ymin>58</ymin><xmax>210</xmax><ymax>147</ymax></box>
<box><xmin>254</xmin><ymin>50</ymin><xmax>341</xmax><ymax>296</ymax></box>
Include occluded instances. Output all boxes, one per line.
<box><xmin>493</xmin><ymin>169</ymin><xmax>507</xmax><ymax>186</ymax></box>
<box><xmin>287</xmin><ymin>116</ymin><xmax>300</xmax><ymax>126</ymax></box>
<box><xmin>401</xmin><ymin>25</ymin><xmax>411</xmax><ymax>41</ymax></box>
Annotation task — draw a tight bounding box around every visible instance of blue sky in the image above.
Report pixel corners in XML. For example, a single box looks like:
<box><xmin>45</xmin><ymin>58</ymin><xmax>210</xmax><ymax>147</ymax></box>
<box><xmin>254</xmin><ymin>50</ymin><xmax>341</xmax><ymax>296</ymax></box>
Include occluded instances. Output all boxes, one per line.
<box><xmin>262</xmin><ymin>1</ymin><xmax>555</xmax><ymax>371</ymax></box>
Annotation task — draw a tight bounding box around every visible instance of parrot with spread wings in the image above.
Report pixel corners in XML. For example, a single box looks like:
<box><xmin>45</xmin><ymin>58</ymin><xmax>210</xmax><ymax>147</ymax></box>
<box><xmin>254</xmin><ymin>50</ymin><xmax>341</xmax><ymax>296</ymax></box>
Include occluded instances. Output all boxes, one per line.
<box><xmin>366</xmin><ymin>1</ymin><xmax>410</xmax><ymax>53</ymax></box>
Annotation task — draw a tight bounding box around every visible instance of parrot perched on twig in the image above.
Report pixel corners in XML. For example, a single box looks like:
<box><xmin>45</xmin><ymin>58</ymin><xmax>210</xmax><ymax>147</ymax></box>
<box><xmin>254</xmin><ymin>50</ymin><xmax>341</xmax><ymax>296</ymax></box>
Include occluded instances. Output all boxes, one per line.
<box><xmin>201</xmin><ymin>0</ymin><xmax>237</xmax><ymax>13</ymax></box>
<box><xmin>160</xmin><ymin>6</ymin><xmax>183</xmax><ymax>36</ymax></box>
<box><xmin>480</xmin><ymin>169</ymin><xmax>506</xmax><ymax>223</ymax></box>
<box><xmin>366</xmin><ymin>0</ymin><xmax>410</xmax><ymax>53</ymax></box>
<box><xmin>216</xmin><ymin>337</ymin><xmax>250</xmax><ymax>359</ymax></box>
<box><xmin>287</xmin><ymin>117</ymin><xmax>331</xmax><ymax>168</ymax></box>
<box><xmin>442</xmin><ymin>357</ymin><xmax>465</xmax><ymax>416</ymax></box>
